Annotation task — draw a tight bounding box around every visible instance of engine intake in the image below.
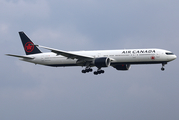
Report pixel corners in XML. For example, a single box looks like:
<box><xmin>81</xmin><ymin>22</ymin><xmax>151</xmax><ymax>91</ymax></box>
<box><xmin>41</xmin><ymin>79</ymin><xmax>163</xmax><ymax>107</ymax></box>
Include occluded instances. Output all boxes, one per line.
<box><xmin>94</xmin><ymin>57</ymin><xmax>110</xmax><ymax>68</ymax></box>
<box><xmin>113</xmin><ymin>64</ymin><xmax>130</xmax><ymax>70</ymax></box>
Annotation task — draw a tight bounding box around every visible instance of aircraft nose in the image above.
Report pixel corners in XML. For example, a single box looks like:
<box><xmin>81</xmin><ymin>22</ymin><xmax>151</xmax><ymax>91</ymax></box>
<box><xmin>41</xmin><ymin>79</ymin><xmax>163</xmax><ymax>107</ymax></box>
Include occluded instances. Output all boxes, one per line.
<box><xmin>174</xmin><ymin>55</ymin><xmax>177</xmax><ymax>59</ymax></box>
<box><xmin>170</xmin><ymin>54</ymin><xmax>177</xmax><ymax>61</ymax></box>
<box><xmin>167</xmin><ymin>54</ymin><xmax>177</xmax><ymax>61</ymax></box>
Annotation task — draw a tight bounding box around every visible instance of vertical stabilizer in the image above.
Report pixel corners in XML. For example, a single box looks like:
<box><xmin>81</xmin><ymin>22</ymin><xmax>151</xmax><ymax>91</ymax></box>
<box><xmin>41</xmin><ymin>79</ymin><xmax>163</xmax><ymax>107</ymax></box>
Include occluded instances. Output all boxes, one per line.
<box><xmin>19</xmin><ymin>31</ymin><xmax>42</xmax><ymax>55</ymax></box>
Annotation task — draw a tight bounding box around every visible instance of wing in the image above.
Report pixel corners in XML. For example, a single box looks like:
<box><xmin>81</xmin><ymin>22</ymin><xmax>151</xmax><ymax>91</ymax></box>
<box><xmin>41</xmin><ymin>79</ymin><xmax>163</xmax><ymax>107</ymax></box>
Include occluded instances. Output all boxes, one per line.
<box><xmin>6</xmin><ymin>54</ymin><xmax>34</xmax><ymax>59</ymax></box>
<box><xmin>35</xmin><ymin>45</ymin><xmax>94</xmax><ymax>60</ymax></box>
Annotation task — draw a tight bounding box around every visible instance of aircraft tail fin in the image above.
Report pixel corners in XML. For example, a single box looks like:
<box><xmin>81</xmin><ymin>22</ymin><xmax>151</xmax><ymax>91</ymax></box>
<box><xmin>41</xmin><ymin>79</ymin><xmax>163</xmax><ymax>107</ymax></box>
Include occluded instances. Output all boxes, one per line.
<box><xmin>19</xmin><ymin>31</ymin><xmax>42</xmax><ymax>55</ymax></box>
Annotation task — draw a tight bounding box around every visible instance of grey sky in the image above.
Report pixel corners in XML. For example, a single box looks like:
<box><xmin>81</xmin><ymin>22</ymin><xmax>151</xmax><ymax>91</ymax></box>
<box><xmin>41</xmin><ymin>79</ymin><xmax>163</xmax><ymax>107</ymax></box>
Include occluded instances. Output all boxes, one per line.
<box><xmin>1</xmin><ymin>0</ymin><xmax>179</xmax><ymax>120</ymax></box>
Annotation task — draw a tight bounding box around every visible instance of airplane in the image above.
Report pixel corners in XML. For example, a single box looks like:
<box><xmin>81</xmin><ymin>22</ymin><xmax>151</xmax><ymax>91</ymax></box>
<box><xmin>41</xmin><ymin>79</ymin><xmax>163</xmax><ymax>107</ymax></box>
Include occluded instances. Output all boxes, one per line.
<box><xmin>6</xmin><ymin>31</ymin><xmax>177</xmax><ymax>75</ymax></box>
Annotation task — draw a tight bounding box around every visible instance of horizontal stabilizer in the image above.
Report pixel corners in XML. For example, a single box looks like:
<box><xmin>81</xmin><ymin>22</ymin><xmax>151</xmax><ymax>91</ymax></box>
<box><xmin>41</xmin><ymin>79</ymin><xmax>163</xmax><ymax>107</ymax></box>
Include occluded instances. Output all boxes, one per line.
<box><xmin>6</xmin><ymin>54</ymin><xmax>34</xmax><ymax>59</ymax></box>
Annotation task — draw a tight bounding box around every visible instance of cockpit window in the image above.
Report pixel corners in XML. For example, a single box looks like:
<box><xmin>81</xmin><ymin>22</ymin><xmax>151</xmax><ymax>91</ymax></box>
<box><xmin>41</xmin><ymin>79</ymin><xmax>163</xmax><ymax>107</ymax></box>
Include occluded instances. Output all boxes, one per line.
<box><xmin>166</xmin><ymin>52</ymin><xmax>174</xmax><ymax>55</ymax></box>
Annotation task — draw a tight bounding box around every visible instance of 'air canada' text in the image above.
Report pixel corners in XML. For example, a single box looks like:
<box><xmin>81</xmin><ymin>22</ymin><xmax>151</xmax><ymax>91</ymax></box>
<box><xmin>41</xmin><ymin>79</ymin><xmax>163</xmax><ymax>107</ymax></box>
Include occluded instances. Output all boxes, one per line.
<box><xmin>122</xmin><ymin>50</ymin><xmax>156</xmax><ymax>54</ymax></box>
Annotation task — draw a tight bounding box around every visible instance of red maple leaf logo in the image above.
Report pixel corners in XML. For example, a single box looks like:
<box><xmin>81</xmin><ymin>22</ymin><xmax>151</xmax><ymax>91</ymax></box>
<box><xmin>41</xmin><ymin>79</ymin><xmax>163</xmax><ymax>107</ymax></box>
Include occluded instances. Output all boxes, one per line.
<box><xmin>151</xmin><ymin>56</ymin><xmax>155</xmax><ymax>60</ymax></box>
<box><xmin>24</xmin><ymin>42</ymin><xmax>34</xmax><ymax>52</ymax></box>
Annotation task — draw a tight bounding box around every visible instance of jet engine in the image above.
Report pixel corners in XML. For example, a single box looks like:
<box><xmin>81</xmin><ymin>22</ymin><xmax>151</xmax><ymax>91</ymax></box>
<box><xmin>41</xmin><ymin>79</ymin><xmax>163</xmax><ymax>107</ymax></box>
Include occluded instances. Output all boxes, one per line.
<box><xmin>94</xmin><ymin>57</ymin><xmax>110</xmax><ymax>68</ymax></box>
<box><xmin>113</xmin><ymin>64</ymin><xmax>131</xmax><ymax>70</ymax></box>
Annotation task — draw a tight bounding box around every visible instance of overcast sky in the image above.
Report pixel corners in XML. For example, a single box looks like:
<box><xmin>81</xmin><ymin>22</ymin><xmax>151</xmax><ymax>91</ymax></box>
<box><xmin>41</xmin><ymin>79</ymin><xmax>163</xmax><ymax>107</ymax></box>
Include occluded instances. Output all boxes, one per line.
<box><xmin>0</xmin><ymin>0</ymin><xmax>179</xmax><ymax>120</ymax></box>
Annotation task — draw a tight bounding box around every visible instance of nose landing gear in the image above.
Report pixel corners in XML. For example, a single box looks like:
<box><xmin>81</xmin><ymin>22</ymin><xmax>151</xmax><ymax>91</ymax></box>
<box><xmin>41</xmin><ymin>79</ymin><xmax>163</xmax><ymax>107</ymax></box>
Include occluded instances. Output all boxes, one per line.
<box><xmin>161</xmin><ymin>62</ymin><xmax>167</xmax><ymax>71</ymax></box>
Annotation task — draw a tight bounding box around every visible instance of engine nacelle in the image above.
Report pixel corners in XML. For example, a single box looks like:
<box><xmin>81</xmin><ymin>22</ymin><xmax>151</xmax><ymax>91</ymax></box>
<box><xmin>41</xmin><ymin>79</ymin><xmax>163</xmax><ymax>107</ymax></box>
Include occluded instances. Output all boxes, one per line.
<box><xmin>94</xmin><ymin>57</ymin><xmax>110</xmax><ymax>68</ymax></box>
<box><xmin>113</xmin><ymin>64</ymin><xmax>131</xmax><ymax>70</ymax></box>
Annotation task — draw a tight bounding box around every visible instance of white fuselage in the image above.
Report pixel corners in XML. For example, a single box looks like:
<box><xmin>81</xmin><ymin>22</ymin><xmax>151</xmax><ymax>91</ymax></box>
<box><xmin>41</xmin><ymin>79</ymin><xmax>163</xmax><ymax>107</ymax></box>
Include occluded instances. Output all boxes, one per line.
<box><xmin>21</xmin><ymin>48</ymin><xmax>177</xmax><ymax>67</ymax></box>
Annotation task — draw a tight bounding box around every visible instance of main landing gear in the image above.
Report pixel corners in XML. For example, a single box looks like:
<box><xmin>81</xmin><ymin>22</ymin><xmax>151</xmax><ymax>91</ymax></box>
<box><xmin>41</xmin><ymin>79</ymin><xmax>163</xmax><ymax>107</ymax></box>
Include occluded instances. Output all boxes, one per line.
<box><xmin>93</xmin><ymin>69</ymin><xmax>104</xmax><ymax>75</ymax></box>
<box><xmin>82</xmin><ymin>67</ymin><xmax>93</xmax><ymax>73</ymax></box>
<box><xmin>81</xmin><ymin>67</ymin><xmax>105</xmax><ymax>75</ymax></box>
<box><xmin>161</xmin><ymin>62</ymin><xmax>167</xmax><ymax>71</ymax></box>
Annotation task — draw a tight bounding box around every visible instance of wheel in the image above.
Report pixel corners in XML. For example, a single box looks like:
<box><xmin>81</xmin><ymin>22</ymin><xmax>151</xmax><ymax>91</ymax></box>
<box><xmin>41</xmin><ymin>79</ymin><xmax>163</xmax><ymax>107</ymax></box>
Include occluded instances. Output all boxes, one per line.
<box><xmin>94</xmin><ymin>71</ymin><xmax>98</xmax><ymax>75</ymax></box>
<box><xmin>89</xmin><ymin>68</ymin><xmax>93</xmax><ymax>72</ymax></box>
<box><xmin>97</xmin><ymin>71</ymin><xmax>102</xmax><ymax>74</ymax></box>
<box><xmin>101</xmin><ymin>70</ymin><xmax>104</xmax><ymax>73</ymax></box>
<box><xmin>82</xmin><ymin>70</ymin><xmax>86</xmax><ymax>73</ymax></box>
<box><xmin>161</xmin><ymin>68</ymin><xmax>165</xmax><ymax>71</ymax></box>
<box><xmin>86</xmin><ymin>69</ymin><xmax>90</xmax><ymax>72</ymax></box>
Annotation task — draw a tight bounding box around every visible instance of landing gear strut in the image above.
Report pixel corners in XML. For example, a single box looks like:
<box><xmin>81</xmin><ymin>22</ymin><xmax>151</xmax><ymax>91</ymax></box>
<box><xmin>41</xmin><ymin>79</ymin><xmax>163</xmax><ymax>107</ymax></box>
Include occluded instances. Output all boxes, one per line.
<box><xmin>161</xmin><ymin>62</ymin><xmax>167</xmax><ymax>71</ymax></box>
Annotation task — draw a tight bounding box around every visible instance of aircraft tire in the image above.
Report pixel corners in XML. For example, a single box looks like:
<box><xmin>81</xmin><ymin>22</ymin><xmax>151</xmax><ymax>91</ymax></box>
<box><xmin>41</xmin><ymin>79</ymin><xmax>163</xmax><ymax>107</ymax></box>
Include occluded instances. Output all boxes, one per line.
<box><xmin>94</xmin><ymin>71</ymin><xmax>98</xmax><ymax>75</ymax></box>
<box><xmin>82</xmin><ymin>70</ymin><xmax>86</xmax><ymax>73</ymax></box>
<box><xmin>161</xmin><ymin>68</ymin><xmax>165</xmax><ymax>71</ymax></box>
<box><xmin>89</xmin><ymin>68</ymin><xmax>93</xmax><ymax>72</ymax></box>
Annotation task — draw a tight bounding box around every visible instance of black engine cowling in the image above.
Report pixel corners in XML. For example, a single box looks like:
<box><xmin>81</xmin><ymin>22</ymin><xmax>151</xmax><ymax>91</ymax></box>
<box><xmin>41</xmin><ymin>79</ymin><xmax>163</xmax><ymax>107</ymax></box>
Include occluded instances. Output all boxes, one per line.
<box><xmin>94</xmin><ymin>57</ymin><xmax>110</xmax><ymax>68</ymax></box>
<box><xmin>113</xmin><ymin>64</ymin><xmax>130</xmax><ymax>70</ymax></box>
